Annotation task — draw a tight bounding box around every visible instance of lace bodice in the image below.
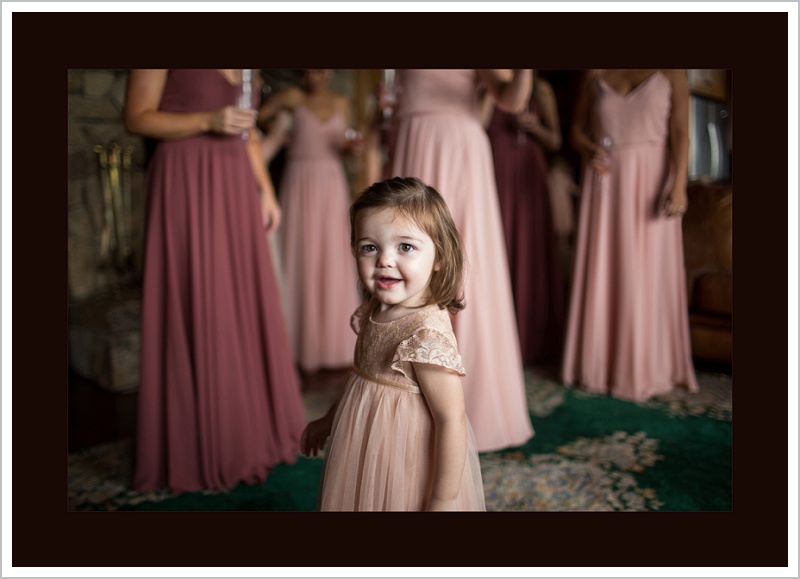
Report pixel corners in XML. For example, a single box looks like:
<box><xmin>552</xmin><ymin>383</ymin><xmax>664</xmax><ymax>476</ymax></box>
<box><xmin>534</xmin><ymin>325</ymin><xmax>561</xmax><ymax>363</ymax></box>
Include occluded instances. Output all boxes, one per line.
<box><xmin>350</xmin><ymin>301</ymin><xmax>465</xmax><ymax>392</ymax></box>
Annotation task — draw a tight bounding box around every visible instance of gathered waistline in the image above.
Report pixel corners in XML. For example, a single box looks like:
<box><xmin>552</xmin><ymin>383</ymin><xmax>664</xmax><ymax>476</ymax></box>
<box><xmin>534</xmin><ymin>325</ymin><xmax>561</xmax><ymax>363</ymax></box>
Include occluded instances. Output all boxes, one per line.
<box><xmin>351</xmin><ymin>365</ymin><xmax>420</xmax><ymax>394</ymax></box>
<box><xmin>607</xmin><ymin>139</ymin><xmax>665</xmax><ymax>151</ymax></box>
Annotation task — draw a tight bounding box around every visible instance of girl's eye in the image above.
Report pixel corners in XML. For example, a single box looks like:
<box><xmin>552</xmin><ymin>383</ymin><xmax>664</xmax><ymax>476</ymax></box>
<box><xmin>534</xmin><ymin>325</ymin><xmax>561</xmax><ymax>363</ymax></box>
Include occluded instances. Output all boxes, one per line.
<box><xmin>359</xmin><ymin>244</ymin><xmax>377</xmax><ymax>254</ymax></box>
<box><xmin>399</xmin><ymin>243</ymin><xmax>415</xmax><ymax>253</ymax></box>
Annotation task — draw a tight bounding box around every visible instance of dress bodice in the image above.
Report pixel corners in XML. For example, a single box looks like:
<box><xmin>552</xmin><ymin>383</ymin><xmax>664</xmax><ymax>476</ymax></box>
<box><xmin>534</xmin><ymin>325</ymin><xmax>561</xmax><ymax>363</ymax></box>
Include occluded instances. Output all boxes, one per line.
<box><xmin>287</xmin><ymin>104</ymin><xmax>345</xmax><ymax>161</ymax></box>
<box><xmin>590</xmin><ymin>71</ymin><xmax>672</xmax><ymax>149</ymax></box>
<box><xmin>396</xmin><ymin>69</ymin><xmax>481</xmax><ymax>119</ymax></box>
<box><xmin>157</xmin><ymin>69</ymin><xmax>257</xmax><ymax>144</ymax></box>
<box><xmin>351</xmin><ymin>301</ymin><xmax>465</xmax><ymax>392</ymax></box>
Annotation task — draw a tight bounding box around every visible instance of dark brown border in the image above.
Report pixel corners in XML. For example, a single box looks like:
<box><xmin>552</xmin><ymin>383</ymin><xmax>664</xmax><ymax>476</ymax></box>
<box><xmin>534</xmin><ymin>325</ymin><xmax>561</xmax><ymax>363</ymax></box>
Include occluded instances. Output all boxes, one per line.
<box><xmin>12</xmin><ymin>9</ymin><xmax>790</xmax><ymax>569</ymax></box>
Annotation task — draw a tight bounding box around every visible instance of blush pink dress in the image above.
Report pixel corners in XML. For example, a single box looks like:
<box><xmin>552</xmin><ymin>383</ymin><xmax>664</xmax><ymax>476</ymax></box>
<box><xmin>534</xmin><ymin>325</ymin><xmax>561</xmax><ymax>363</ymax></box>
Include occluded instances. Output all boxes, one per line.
<box><xmin>134</xmin><ymin>69</ymin><xmax>306</xmax><ymax>493</ymax></box>
<box><xmin>561</xmin><ymin>71</ymin><xmax>700</xmax><ymax>401</ymax></box>
<box><xmin>319</xmin><ymin>301</ymin><xmax>486</xmax><ymax>511</ymax></box>
<box><xmin>390</xmin><ymin>69</ymin><xmax>534</xmax><ymax>452</ymax></box>
<box><xmin>278</xmin><ymin>104</ymin><xmax>360</xmax><ymax>372</ymax></box>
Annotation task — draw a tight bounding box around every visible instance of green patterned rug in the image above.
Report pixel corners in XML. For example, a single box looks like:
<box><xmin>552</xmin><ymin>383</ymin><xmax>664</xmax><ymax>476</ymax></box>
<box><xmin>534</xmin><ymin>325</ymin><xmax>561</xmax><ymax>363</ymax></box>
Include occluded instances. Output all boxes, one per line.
<box><xmin>67</xmin><ymin>369</ymin><xmax>732</xmax><ymax>512</ymax></box>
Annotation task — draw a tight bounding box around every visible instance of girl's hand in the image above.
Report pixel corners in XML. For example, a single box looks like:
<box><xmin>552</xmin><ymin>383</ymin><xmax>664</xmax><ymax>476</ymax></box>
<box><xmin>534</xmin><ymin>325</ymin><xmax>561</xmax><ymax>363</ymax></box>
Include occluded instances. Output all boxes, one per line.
<box><xmin>663</xmin><ymin>185</ymin><xmax>688</xmax><ymax>217</ymax></box>
<box><xmin>208</xmin><ymin>105</ymin><xmax>257</xmax><ymax>135</ymax></box>
<box><xmin>426</xmin><ymin>497</ymin><xmax>458</xmax><ymax>512</ymax></box>
<box><xmin>260</xmin><ymin>190</ymin><xmax>281</xmax><ymax>233</ymax></box>
<box><xmin>301</xmin><ymin>415</ymin><xmax>334</xmax><ymax>457</ymax></box>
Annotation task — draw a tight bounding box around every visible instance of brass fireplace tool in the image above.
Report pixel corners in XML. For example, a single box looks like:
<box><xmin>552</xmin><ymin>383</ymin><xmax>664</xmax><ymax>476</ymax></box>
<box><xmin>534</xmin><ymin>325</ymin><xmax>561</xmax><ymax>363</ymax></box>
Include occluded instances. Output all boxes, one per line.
<box><xmin>94</xmin><ymin>143</ymin><xmax>135</xmax><ymax>273</ymax></box>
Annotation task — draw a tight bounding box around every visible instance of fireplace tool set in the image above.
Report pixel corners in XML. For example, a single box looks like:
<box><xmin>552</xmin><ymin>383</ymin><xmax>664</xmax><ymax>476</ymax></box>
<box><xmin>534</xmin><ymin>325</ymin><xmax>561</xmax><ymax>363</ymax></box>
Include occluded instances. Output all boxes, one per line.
<box><xmin>94</xmin><ymin>143</ymin><xmax>135</xmax><ymax>274</ymax></box>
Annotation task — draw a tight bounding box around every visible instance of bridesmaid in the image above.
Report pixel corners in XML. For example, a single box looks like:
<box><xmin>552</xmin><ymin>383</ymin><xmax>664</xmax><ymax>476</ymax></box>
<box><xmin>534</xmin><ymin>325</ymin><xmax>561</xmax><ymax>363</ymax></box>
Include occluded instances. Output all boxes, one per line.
<box><xmin>125</xmin><ymin>69</ymin><xmax>306</xmax><ymax>492</ymax></box>
<box><xmin>259</xmin><ymin>70</ymin><xmax>362</xmax><ymax>376</ymax></box>
<box><xmin>484</xmin><ymin>70</ymin><xmax>566</xmax><ymax>366</ymax></box>
<box><xmin>380</xmin><ymin>69</ymin><xmax>535</xmax><ymax>453</ymax></box>
<box><xmin>562</xmin><ymin>69</ymin><xmax>699</xmax><ymax>401</ymax></box>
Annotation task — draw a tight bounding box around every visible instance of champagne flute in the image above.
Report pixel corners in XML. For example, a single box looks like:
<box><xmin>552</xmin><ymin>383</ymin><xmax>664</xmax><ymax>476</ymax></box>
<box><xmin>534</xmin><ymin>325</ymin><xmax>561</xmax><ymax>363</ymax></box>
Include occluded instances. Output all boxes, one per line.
<box><xmin>237</xmin><ymin>68</ymin><xmax>253</xmax><ymax>141</ymax></box>
<box><xmin>381</xmin><ymin>69</ymin><xmax>397</xmax><ymax>130</ymax></box>
<box><xmin>595</xmin><ymin>136</ymin><xmax>613</xmax><ymax>174</ymax></box>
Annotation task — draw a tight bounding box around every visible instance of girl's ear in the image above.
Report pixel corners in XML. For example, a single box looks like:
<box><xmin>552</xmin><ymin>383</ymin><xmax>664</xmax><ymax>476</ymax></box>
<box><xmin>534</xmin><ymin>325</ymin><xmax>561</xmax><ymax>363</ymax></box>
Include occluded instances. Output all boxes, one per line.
<box><xmin>433</xmin><ymin>260</ymin><xmax>442</xmax><ymax>272</ymax></box>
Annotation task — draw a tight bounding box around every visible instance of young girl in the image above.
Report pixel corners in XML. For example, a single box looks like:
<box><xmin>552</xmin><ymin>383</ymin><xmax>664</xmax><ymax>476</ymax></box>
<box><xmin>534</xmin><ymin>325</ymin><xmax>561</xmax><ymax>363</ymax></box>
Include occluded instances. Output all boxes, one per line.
<box><xmin>301</xmin><ymin>177</ymin><xmax>486</xmax><ymax>511</ymax></box>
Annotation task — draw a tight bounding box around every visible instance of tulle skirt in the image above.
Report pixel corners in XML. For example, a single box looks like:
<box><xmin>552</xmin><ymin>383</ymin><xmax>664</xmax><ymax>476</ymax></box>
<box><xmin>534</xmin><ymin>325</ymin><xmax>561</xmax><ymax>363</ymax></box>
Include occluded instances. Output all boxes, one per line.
<box><xmin>319</xmin><ymin>372</ymin><xmax>485</xmax><ymax>511</ymax></box>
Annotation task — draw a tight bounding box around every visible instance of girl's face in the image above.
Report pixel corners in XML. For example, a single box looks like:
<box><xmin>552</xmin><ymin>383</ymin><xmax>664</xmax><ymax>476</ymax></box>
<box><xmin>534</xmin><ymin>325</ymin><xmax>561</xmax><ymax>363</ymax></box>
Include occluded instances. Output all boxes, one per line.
<box><xmin>354</xmin><ymin>207</ymin><xmax>440</xmax><ymax>313</ymax></box>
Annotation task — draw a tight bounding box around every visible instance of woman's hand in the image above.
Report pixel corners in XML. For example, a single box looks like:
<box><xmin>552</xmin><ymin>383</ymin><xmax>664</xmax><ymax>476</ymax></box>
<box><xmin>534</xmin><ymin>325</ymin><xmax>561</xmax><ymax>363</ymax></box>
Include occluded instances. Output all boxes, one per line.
<box><xmin>663</xmin><ymin>185</ymin><xmax>688</xmax><ymax>217</ymax></box>
<box><xmin>208</xmin><ymin>105</ymin><xmax>257</xmax><ymax>135</ymax></box>
<box><xmin>342</xmin><ymin>129</ymin><xmax>364</xmax><ymax>156</ymax></box>
<box><xmin>301</xmin><ymin>415</ymin><xmax>334</xmax><ymax>457</ymax></box>
<box><xmin>260</xmin><ymin>189</ymin><xmax>282</xmax><ymax>233</ymax></box>
<box><xmin>589</xmin><ymin>144</ymin><xmax>611</xmax><ymax>175</ymax></box>
<box><xmin>515</xmin><ymin>110</ymin><xmax>541</xmax><ymax>134</ymax></box>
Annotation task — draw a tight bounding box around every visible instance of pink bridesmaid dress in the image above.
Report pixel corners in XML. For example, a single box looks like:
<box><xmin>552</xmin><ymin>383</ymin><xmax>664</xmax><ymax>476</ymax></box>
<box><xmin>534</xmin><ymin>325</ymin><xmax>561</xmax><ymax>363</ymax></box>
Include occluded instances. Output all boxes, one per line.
<box><xmin>278</xmin><ymin>104</ymin><xmax>360</xmax><ymax>373</ymax></box>
<box><xmin>390</xmin><ymin>69</ymin><xmax>534</xmax><ymax>452</ymax></box>
<box><xmin>561</xmin><ymin>71</ymin><xmax>699</xmax><ymax>401</ymax></box>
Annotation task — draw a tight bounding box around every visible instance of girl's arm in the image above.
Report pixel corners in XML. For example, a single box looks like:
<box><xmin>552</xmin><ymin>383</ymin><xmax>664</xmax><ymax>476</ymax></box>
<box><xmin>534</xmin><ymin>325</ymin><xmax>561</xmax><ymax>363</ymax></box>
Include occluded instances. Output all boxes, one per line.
<box><xmin>662</xmin><ymin>69</ymin><xmax>691</xmax><ymax>217</ymax></box>
<box><xmin>301</xmin><ymin>384</ymin><xmax>347</xmax><ymax>457</ymax></box>
<box><xmin>477</xmin><ymin>69</ymin><xmax>533</xmax><ymax>114</ymax></box>
<box><xmin>124</xmin><ymin>69</ymin><xmax>255</xmax><ymax>140</ymax></box>
<box><xmin>415</xmin><ymin>363</ymin><xmax>468</xmax><ymax>511</ymax></box>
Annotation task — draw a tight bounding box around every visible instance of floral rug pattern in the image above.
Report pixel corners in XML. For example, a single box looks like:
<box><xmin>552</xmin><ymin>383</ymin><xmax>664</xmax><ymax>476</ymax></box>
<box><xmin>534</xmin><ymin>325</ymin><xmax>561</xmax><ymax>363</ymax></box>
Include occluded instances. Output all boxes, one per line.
<box><xmin>68</xmin><ymin>370</ymin><xmax>731</xmax><ymax>512</ymax></box>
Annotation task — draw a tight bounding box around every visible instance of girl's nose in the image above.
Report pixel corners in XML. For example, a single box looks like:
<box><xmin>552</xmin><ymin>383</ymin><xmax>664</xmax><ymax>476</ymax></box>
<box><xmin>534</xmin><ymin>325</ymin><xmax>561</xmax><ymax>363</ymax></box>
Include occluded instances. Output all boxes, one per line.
<box><xmin>376</xmin><ymin>250</ymin><xmax>395</xmax><ymax>268</ymax></box>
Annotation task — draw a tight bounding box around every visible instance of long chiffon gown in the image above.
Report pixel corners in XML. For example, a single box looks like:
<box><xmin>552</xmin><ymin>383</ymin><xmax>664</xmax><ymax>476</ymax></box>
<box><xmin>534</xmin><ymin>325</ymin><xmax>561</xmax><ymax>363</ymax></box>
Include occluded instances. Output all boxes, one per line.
<box><xmin>319</xmin><ymin>301</ymin><xmax>486</xmax><ymax>511</ymax></box>
<box><xmin>278</xmin><ymin>104</ymin><xmax>360</xmax><ymax>372</ymax></box>
<box><xmin>561</xmin><ymin>71</ymin><xmax>700</xmax><ymax>401</ymax></box>
<box><xmin>390</xmin><ymin>69</ymin><xmax>534</xmax><ymax>452</ymax></box>
<box><xmin>134</xmin><ymin>69</ymin><xmax>307</xmax><ymax>493</ymax></box>
<box><xmin>486</xmin><ymin>95</ymin><xmax>566</xmax><ymax>365</ymax></box>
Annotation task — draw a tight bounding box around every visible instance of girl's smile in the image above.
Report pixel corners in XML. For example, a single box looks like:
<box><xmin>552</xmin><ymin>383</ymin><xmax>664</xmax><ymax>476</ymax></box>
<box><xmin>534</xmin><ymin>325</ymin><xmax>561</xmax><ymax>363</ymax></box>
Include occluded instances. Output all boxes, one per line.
<box><xmin>375</xmin><ymin>275</ymin><xmax>402</xmax><ymax>290</ymax></box>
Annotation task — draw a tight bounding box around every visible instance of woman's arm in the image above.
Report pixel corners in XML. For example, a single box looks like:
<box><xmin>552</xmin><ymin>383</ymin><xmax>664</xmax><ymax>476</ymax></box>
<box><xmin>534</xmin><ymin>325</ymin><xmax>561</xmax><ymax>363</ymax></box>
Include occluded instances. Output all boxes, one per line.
<box><xmin>124</xmin><ymin>69</ymin><xmax>255</xmax><ymax>140</ymax></box>
<box><xmin>259</xmin><ymin>109</ymin><xmax>293</xmax><ymax>164</ymax></box>
<box><xmin>477</xmin><ymin>69</ymin><xmax>533</xmax><ymax>114</ymax></box>
<box><xmin>569</xmin><ymin>69</ymin><xmax>603</xmax><ymax>161</ymax></box>
<box><xmin>517</xmin><ymin>78</ymin><xmax>562</xmax><ymax>152</ymax></box>
<box><xmin>478</xmin><ymin>89</ymin><xmax>495</xmax><ymax>129</ymax></box>
<box><xmin>662</xmin><ymin>69</ymin><xmax>691</xmax><ymax>217</ymax></box>
<box><xmin>246</xmin><ymin>127</ymin><xmax>282</xmax><ymax>233</ymax></box>
<box><xmin>257</xmin><ymin>86</ymin><xmax>303</xmax><ymax>130</ymax></box>
<box><xmin>415</xmin><ymin>363</ymin><xmax>468</xmax><ymax>511</ymax></box>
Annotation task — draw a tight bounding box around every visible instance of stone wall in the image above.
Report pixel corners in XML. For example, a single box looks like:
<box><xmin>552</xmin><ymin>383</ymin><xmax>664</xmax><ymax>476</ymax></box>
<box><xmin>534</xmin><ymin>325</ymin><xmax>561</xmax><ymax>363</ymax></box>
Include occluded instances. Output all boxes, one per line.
<box><xmin>68</xmin><ymin>69</ymin><xmax>146</xmax><ymax>301</ymax></box>
<box><xmin>68</xmin><ymin>69</ymin><xmax>145</xmax><ymax>393</ymax></box>
<box><xmin>67</xmin><ymin>69</ymin><xmax>359</xmax><ymax>394</ymax></box>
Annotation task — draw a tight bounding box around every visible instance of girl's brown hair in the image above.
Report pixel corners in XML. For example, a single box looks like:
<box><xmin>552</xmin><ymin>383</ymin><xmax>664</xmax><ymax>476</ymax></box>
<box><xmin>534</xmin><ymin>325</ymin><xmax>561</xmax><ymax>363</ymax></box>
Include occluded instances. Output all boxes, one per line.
<box><xmin>350</xmin><ymin>177</ymin><xmax>466</xmax><ymax>314</ymax></box>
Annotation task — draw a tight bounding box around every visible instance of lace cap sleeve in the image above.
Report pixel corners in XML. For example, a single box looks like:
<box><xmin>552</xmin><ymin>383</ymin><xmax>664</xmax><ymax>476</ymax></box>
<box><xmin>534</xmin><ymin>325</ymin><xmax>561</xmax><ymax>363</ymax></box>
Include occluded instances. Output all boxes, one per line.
<box><xmin>391</xmin><ymin>326</ymin><xmax>466</xmax><ymax>380</ymax></box>
<box><xmin>350</xmin><ymin>300</ymin><xmax>373</xmax><ymax>335</ymax></box>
